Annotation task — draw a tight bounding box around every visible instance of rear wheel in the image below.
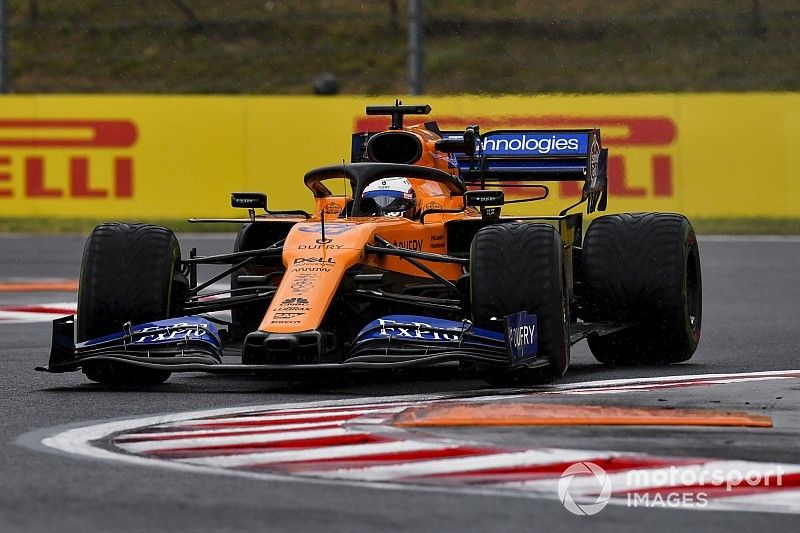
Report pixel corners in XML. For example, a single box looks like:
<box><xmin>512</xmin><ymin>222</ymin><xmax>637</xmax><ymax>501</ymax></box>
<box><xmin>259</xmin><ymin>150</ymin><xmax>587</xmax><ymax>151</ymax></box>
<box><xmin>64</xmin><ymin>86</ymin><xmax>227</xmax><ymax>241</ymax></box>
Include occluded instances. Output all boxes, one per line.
<box><xmin>582</xmin><ymin>212</ymin><xmax>702</xmax><ymax>365</ymax></box>
<box><xmin>77</xmin><ymin>223</ymin><xmax>185</xmax><ymax>385</ymax></box>
<box><xmin>470</xmin><ymin>223</ymin><xmax>569</xmax><ymax>385</ymax></box>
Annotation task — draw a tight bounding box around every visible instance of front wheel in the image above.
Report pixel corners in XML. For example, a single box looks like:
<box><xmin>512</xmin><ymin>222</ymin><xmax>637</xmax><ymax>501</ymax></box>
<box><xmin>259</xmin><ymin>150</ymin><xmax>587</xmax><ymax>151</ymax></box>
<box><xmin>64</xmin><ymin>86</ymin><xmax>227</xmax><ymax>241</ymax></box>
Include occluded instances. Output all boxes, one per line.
<box><xmin>470</xmin><ymin>223</ymin><xmax>569</xmax><ymax>385</ymax></box>
<box><xmin>77</xmin><ymin>223</ymin><xmax>185</xmax><ymax>385</ymax></box>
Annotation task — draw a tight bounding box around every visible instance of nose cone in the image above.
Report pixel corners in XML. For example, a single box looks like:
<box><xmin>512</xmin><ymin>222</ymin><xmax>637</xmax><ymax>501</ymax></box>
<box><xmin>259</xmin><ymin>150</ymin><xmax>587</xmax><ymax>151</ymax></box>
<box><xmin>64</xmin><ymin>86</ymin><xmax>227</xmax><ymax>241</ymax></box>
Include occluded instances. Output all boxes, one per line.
<box><xmin>258</xmin><ymin>221</ymin><xmax>373</xmax><ymax>333</ymax></box>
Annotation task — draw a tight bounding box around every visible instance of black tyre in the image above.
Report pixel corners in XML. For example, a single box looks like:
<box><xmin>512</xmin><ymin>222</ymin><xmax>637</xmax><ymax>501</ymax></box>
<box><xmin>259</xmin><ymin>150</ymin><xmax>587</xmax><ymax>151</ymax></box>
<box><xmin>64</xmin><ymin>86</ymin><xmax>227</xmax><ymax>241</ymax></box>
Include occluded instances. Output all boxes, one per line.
<box><xmin>230</xmin><ymin>223</ymin><xmax>280</xmax><ymax>340</ymax></box>
<box><xmin>582</xmin><ymin>212</ymin><xmax>702</xmax><ymax>365</ymax></box>
<box><xmin>470</xmin><ymin>223</ymin><xmax>569</xmax><ymax>385</ymax></box>
<box><xmin>77</xmin><ymin>223</ymin><xmax>185</xmax><ymax>385</ymax></box>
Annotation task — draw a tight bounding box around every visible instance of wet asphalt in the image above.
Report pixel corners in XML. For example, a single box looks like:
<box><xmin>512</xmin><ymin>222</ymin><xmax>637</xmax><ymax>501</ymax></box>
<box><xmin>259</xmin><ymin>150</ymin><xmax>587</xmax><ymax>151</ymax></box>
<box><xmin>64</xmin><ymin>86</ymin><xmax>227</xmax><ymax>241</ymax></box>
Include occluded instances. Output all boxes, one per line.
<box><xmin>1</xmin><ymin>234</ymin><xmax>799</xmax><ymax>532</ymax></box>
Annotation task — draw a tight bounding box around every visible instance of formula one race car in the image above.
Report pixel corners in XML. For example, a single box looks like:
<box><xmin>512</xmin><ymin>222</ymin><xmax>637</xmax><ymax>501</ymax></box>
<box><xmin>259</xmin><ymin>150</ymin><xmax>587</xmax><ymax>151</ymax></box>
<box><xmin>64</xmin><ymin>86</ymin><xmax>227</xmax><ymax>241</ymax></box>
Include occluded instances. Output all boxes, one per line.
<box><xmin>39</xmin><ymin>102</ymin><xmax>702</xmax><ymax>386</ymax></box>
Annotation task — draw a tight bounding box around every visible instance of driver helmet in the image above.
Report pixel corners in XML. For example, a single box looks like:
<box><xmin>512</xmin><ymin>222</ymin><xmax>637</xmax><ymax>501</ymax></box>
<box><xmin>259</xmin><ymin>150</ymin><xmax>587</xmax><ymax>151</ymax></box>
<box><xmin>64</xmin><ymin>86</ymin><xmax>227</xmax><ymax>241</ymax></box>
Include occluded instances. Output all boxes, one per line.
<box><xmin>362</xmin><ymin>177</ymin><xmax>417</xmax><ymax>218</ymax></box>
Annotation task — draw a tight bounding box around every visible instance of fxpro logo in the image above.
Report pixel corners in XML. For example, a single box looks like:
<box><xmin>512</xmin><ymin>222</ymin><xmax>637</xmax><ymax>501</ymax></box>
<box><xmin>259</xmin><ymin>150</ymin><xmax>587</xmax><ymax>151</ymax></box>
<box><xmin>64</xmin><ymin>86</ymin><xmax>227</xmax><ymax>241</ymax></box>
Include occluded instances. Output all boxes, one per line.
<box><xmin>482</xmin><ymin>133</ymin><xmax>585</xmax><ymax>155</ymax></box>
<box><xmin>377</xmin><ymin>318</ymin><xmax>461</xmax><ymax>341</ymax></box>
<box><xmin>133</xmin><ymin>321</ymin><xmax>212</xmax><ymax>344</ymax></box>
<box><xmin>0</xmin><ymin>119</ymin><xmax>137</xmax><ymax>199</ymax></box>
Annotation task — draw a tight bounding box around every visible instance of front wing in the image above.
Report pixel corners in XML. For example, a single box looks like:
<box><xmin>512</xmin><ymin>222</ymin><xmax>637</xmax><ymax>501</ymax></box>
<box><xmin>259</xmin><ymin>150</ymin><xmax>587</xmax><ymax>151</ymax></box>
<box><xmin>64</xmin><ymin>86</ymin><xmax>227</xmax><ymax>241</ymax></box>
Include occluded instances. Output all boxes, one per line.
<box><xmin>38</xmin><ymin>313</ymin><xmax>549</xmax><ymax>375</ymax></box>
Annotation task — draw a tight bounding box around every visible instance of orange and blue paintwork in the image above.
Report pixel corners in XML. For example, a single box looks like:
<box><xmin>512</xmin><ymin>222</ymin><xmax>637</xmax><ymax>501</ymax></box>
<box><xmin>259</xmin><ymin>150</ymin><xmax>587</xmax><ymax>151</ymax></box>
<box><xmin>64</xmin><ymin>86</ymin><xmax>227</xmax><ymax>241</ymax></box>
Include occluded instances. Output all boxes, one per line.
<box><xmin>257</xmin><ymin>122</ymin><xmax>480</xmax><ymax>334</ymax></box>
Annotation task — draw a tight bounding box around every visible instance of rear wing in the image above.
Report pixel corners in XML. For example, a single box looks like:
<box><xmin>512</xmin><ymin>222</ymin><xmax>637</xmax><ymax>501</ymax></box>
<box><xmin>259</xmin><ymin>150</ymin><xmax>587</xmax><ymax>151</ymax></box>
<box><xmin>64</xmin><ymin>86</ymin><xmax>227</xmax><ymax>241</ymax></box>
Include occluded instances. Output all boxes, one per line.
<box><xmin>444</xmin><ymin>129</ymin><xmax>608</xmax><ymax>213</ymax></box>
<box><xmin>351</xmin><ymin>125</ymin><xmax>608</xmax><ymax>214</ymax></box>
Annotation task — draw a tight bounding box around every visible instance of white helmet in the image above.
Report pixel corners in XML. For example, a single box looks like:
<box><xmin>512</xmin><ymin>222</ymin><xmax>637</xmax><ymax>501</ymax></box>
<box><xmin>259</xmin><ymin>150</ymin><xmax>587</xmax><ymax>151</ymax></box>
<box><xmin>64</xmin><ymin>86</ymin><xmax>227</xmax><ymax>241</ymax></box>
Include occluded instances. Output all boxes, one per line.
<box><xmin>362</xmin><ymin>177</ymin><xmax>417</xmax><ymax>218</ymax></box>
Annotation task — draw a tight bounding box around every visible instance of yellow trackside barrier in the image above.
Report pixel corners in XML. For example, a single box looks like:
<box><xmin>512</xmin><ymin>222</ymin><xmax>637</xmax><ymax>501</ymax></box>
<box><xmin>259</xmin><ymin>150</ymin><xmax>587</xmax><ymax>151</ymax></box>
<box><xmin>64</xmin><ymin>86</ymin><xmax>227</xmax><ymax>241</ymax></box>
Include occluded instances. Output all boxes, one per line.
<box><xmin>0</xmin><ymin>94</ymin><xmax>798</xmax><ymax>219</ymax></box>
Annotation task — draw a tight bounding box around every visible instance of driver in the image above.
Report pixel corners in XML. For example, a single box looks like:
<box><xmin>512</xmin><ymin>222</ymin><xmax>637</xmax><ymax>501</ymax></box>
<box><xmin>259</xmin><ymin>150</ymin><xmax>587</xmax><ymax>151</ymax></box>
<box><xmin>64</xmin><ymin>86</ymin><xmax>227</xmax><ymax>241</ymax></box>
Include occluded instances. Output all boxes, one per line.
<box><xmin>361</xmin><ymin>177</ymin><xmax>417</xmax><ymax>219</ymax></box>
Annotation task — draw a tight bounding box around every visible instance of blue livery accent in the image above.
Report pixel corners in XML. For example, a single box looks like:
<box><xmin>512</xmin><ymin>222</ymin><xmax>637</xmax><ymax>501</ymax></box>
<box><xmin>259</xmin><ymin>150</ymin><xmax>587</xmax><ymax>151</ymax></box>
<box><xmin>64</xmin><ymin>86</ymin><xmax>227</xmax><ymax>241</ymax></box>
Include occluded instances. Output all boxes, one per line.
<box><xmin>447</xmin><ymin>153</ymin><xmax>459</xmax><ymax>168</ymax></box>
<box><xmin>442</xmin><ymin>129</ymin><xmax>599</xmax><ymax>183</ymax></box>
<box><xmin>479</xmin><ymin>158</ymin><xmax>587</xmax><ymax>175</ymax></box>
<box><xmin>80</xmin><ymin>316</ymin><xmax>221</xmax><ymax>351</ymax></box>
<box><xmin>364</xmin><ymin>189</ymin><xmax>405</xmax><ymax>199</ymax></box>
<box><xmin>297</xmin><ymin>223</ymin><xmax>354</xmax><ymax>235</ymax></box>
<box><xmin>352</xmin><ymin>314</ymin><xmax>542</xmax><ymax>368</ymax></box>
<box><xmin>481</xmin><ymin>132</ymin><xmax>589</xmax><ymax>157</ymax></box>
<box><xmin>503</xmin><ymin>311</ymin><xmax>538</xmax><ymax>365</ymax></box>
<box><xmin>356</xmin><ymin>315</ymin><xmax>504</xmax><ymax>343</ymax></box>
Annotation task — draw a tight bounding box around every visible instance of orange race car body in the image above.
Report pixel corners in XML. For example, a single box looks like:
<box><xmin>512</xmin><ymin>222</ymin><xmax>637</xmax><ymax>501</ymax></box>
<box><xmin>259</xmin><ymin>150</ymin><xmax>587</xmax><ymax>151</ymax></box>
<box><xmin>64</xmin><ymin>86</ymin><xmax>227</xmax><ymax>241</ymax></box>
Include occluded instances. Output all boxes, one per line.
<box><xmin>41</xmin><ymin>102</ymin><xmax>703</xmax><ymax>386</ymax></box>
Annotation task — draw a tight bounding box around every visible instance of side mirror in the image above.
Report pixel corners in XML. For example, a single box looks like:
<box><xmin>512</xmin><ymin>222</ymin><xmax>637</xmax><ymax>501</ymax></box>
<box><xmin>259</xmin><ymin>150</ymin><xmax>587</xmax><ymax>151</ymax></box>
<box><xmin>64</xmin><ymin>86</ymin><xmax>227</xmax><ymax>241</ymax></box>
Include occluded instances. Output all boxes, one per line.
<box><xmin>231</xmin><ymin>192</ymin><xmax>267</xmax><ymax>209</ymax></box>
<box><xmin>464</xmin><ymin>190</ymin><xmax>504</xmax><ymax>207</ymax></box>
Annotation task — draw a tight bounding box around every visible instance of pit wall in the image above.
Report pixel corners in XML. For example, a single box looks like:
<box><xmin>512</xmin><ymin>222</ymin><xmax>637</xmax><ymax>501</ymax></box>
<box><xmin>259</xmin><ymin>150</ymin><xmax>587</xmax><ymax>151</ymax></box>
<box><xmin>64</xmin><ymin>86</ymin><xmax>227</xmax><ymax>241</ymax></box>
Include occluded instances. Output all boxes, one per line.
<box><xmin>1</xmin><ymin>93</ymin><xmax>798</xmax><ymax>219</ymax></box>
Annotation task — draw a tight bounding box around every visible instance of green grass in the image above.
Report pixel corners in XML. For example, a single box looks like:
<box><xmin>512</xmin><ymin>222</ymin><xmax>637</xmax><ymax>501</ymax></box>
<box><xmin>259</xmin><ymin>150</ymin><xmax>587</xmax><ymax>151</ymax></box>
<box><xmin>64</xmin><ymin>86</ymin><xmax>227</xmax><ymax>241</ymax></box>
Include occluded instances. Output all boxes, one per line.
<box><xmin>3</xmin><ymin>217</ymin><xmax>800</xmax><ymax>236</ymax></box>
<box><xmin>690</xmin><ymin>218</ymin><xmax>800</xmax><ymax>236</ymax></box>
<box><xmin>8</xmin><ymin>1</ymin><xmax>800</xmax><ymax>94</ymax></box>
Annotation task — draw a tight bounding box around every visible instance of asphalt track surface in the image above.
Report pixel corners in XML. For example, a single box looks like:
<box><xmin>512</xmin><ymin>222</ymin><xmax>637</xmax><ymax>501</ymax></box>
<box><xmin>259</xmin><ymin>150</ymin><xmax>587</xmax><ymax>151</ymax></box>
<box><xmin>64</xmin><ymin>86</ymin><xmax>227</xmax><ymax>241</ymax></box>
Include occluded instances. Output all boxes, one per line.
<box><xmin>1</xmin><ymin>233</ymin><xmax>799</xmax><ymax>532</ymax></box>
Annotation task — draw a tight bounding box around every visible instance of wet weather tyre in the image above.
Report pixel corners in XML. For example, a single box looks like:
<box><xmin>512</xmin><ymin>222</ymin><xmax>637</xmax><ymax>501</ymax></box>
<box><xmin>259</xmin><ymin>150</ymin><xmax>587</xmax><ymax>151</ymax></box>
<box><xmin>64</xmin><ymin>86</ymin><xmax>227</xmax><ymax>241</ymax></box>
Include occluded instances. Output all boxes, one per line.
<box><xmin>77</xmin><ymin>223</ymin><xmax>185</xmax><ymax>385</ymax></box>
<box><xmin>582</xmin><ymin>212</ymin><xmax>702</xmax><ymax>365</ymax></box>
<box><xmin>470</xmin><ymin>223</ymin><xmax>569</xmax><ymax>385</ymax></box>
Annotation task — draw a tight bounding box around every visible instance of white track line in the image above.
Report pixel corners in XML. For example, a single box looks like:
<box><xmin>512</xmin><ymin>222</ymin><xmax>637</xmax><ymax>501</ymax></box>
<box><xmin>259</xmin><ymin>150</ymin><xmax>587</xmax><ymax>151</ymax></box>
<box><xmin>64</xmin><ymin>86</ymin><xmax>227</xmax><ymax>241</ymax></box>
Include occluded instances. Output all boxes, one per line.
<box><xmin>34</xmin><ymin>370</ymin><xmax>800</xmax><ymax>514</ymax></box>
<box><xmin>548</xmin><ymin>376</ymin><xmax>800</xmax><ymax>395</ymax></box>
<box><xmin>307</xmin><ymin>449</ymin><xmax>613</xmax><ymax>482</ymax></box>
<box><xmin>179</xmin><ymin>440</ymin><xmax>457</xmax><ymax>468</ymax></box>
<box><xmin>510</xmin><ymin>461</ymin><xmax>800</xmax><ymax>493</ymax></box>
<box><xmin>118</xmin><ymin>427</ymin><xmax>361</xmax><ymax>454</ymax></box>
<box><xmin>0</xmin><ymin>302</ymin><xmax>75</xmax><ymax>310</ymax></box>
<box><xmin>163</xmin><ymin>406</ymin><xmax>410</xmax><ymax>428</ymax></box>
<box><xmin>0</xmin><ymin>302</ymin><xmax>76</xmax><ymax>323</ymax></box>
<box><xmin>0</xmin><ymin>312</ymin><xmax>69</xmax><ymax>323</ymax></box>
<box><xmin>707</xmin><ymin>490</ymin><xmax>800</xmax><ymax>514</ymax></box>
<box><xmin>541</xmin><ymin>369</ymin><xmax>800</xmax><ymax>395</ymax></box>
<box><xmin>117</xmin><ymin>420</ymin><xmax>354</xmax><ymax>441</ymax></box>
